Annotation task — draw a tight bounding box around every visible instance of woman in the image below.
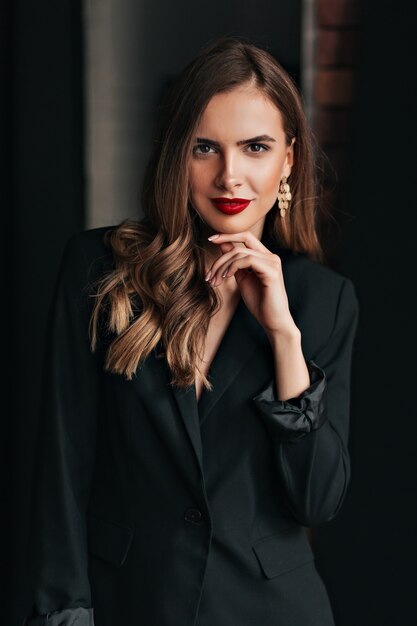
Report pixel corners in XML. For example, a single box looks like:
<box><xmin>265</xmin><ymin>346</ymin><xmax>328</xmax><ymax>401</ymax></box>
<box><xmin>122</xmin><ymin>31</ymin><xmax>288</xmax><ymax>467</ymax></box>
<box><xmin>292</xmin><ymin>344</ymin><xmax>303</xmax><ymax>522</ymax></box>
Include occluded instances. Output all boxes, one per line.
<box><xmin>27</xmin><ymin>37</ymin><xmax>359</xmax><ymax>626</ymax></box>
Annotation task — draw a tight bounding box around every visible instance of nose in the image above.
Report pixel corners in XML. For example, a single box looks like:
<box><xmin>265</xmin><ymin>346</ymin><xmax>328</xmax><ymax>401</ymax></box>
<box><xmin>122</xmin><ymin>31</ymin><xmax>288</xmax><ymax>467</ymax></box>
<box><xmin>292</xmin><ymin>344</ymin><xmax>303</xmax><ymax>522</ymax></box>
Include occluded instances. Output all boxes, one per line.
<box><xmin>214</xmin><ymin>152</ymin><xmax>243</xmax><ymax>191</ymax></box>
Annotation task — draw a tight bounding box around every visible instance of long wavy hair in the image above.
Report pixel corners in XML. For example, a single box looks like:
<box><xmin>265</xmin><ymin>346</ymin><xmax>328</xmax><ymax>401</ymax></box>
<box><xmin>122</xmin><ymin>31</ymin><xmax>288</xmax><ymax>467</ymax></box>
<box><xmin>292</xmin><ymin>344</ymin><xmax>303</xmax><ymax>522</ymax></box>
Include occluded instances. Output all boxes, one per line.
<box><xmin>89</xmin><ymin>36</ymin><xmax>325</xmax><ymax>390</ymax></box>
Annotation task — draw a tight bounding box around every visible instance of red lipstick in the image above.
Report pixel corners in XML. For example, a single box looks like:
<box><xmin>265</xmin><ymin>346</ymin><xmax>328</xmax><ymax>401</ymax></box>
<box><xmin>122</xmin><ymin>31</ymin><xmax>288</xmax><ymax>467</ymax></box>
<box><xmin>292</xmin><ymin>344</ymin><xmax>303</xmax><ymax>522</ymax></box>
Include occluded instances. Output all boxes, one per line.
<box><xmin>211</xmin><ymin>197</ymin><xmax>252</xmax><ymax>215</ymax></box>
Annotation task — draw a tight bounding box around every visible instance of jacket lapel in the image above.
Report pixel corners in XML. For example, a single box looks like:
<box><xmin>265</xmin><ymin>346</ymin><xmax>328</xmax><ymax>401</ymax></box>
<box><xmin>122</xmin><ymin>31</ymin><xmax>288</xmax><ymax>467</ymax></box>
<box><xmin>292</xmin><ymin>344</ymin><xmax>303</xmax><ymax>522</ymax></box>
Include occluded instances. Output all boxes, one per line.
<box><xmin>197</xmin><ymin>298</ymin><xmax>268</xmax><ymax>425</ymax></box>
<box><xmin>170</xmin><ymin>381</ymin><xmax>204</xmax><ymax>473</ymax></box>
<box><xmin>171</xmin><ymin>297</ymin><xmax>269</xmax><ymax>434</ymax></box>
<box><xmin>158</xmin><ymin>235</ymin><xmax>284</xmax><ymax>475</ymax></box>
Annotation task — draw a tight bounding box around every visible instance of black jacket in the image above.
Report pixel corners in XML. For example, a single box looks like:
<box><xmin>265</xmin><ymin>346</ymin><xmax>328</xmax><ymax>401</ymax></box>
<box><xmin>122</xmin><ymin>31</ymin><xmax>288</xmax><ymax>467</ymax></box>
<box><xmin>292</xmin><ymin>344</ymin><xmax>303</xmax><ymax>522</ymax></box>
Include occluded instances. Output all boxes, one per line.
<box><xmin>26</xmin><ymin>226</ymin><xmax>359</xmax><ymax>626</ymax></box>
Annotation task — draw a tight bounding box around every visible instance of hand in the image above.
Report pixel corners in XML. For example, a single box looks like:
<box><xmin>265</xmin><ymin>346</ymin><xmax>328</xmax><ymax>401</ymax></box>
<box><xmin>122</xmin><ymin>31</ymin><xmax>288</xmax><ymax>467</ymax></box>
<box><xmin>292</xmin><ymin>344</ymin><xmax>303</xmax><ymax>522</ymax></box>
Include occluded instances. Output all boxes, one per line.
<box><xmin>205</xmin><ymin>231</ymin><xmax>299</xmax><ymax>336</ymax></box>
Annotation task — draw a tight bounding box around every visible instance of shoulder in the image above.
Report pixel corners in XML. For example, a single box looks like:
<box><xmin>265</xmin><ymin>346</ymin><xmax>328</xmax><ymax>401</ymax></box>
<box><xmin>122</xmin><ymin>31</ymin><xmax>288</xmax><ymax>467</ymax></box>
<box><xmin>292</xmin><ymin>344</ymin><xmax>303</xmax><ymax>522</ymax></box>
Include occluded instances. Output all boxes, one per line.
<box><xmin>61</xmin><ymin>225</ymin><xmax>117</xmax><ymax>283</ymax></box>
<box><xmin>279</xmin><ymin>248</ymin><xmax>355</xmax><ymax>299</ymax></box>
<box><xmin>64</xmin><ymin>224</ymin><xmax>116</xmax><ymax>260</ymax></box>
<box><xmin>263</xmin><ymin>235</ymin><xmax>352</xmax><ymax>296</ymax></box>
<box><xmin>270</xmin><ymin>245</ymin><xmax>359</xmax><ymax>355</ymax></box>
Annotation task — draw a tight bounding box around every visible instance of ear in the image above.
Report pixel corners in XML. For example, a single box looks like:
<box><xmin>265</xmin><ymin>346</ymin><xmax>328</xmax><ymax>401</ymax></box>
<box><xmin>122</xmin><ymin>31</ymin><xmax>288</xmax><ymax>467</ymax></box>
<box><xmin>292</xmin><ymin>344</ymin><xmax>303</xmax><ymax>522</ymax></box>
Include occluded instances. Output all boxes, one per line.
<box><xmin>282</xmin><ymin>137</ymin><xmax>295</xmax><ymax>178</ymax></box>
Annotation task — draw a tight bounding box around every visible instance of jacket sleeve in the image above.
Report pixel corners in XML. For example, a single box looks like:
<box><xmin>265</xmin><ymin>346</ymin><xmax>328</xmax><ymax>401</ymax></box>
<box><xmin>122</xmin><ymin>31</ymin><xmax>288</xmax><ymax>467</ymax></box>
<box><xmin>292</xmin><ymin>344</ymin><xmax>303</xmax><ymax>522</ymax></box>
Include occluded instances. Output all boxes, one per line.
<box><xmin>26</xmin><ymin>234</ymin><xmax>102</xmax><ymax>625</ymax></box>
<box><xmin>252</xmin><ymin>278</ymin><xmax>359</xmax><ymax>526</ymax></box>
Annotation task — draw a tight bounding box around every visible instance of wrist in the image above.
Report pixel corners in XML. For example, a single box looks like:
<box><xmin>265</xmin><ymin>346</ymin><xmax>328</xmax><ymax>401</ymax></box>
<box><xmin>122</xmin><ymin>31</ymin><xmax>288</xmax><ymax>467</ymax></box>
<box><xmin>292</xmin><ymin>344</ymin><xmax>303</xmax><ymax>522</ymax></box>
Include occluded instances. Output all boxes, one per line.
<box><xmin>265</xmin><ymin>324</ymin><xmax>301</xmax><ymax>348</ymax></box>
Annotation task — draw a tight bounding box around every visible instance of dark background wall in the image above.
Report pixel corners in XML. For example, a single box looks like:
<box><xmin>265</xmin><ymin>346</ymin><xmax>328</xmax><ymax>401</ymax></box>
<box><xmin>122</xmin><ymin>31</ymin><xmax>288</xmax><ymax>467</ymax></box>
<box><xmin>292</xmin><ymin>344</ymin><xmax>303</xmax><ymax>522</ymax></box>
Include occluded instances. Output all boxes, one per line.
<box><xmin>315</xmin><ymin>2</ymin><xmax>416</xmax><ymax>623</ymax></box>
<box><xmin>3</xmin><ymin>1</ymin><xmax>415</xmax><ymax>625</ymax></box>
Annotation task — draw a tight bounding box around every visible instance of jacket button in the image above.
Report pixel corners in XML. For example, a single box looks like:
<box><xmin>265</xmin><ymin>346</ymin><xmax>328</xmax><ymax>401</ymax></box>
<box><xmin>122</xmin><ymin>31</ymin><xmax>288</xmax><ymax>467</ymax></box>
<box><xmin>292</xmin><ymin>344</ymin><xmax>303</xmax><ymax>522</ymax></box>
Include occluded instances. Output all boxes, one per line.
<box><xmin>184</xmin><ymin>508</ymin><xmax>203</xmax><ymax>524</ymax></box>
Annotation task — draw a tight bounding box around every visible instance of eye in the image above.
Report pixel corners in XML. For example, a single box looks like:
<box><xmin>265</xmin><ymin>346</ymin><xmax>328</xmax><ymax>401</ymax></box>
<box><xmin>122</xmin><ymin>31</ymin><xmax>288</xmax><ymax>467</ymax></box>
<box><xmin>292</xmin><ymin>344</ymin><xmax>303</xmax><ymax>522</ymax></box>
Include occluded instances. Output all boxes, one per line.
<box><xmin>193</xmin><ymin>143</ymin><xmax>215</xmax><ymax>155</ymax></box>
<box><xmin>246</xmin><ymin>143</ymin><xmax>269</xmax><ymax>153</ymax></box>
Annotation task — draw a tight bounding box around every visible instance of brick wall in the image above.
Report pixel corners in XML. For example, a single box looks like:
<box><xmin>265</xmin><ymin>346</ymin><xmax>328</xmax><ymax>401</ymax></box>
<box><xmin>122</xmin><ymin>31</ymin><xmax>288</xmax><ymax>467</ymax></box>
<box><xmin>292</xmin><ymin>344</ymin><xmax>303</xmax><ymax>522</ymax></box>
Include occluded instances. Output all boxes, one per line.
<box><xmin>310</xmin><ymin>0</ymin><xmax>362</xmax><ymax>262</ymax></box>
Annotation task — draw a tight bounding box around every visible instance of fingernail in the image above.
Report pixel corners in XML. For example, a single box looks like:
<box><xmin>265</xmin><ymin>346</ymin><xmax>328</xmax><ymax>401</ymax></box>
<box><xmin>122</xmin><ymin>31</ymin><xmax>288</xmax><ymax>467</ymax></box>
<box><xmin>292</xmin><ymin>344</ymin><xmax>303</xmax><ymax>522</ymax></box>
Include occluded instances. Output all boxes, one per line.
<box><xmin>208</xmin><ymin>234</ymin><xmax>220</xmax><ymax>241</ymax></box>
<box><xmin>222</xmin><ymin>268</ymin><xmax>229</xmax><ymax>278</ymax></box>
<box><xmin>205</xmin><ymin>270</ymin><xmax>212</xmax><ymax>281</ymax></box>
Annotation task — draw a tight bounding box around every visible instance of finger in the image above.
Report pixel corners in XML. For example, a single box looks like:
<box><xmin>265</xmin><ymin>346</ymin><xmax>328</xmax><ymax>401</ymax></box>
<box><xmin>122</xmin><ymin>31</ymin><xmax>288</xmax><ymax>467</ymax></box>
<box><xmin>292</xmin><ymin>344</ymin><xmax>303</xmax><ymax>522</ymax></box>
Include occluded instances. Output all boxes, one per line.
<box><xmin>209</xmin><ymin>253</ymin><xmax>250</xmax><ymax>286</ymax></box>
<box><xmin>208</xmin><ymin>248</ymin><xmax>262</xmax><ymax>280</ymax></box>
<box><xmin>208</xmin><ymin>231</ymin><xmax>273</xmax><ymax>254</ymax></box>
<box><xmin>222</xmin><ymin>254</ymin><xmax>275</xmax><ymax>286</ymax></box>
<box><xmin>218</xmin><ymin>241</ymin><xmax>235</xmax><ymax>255</ymax></box>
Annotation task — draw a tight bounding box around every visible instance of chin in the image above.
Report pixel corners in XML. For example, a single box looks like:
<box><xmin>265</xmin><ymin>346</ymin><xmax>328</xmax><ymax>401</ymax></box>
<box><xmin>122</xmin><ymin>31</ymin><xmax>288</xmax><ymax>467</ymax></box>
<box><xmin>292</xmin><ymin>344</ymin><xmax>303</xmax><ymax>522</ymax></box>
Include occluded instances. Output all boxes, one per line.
<box><xmin>208</xmin><ymin>218</ymin><xmax>250</xmax><ymax>233</ymax></box>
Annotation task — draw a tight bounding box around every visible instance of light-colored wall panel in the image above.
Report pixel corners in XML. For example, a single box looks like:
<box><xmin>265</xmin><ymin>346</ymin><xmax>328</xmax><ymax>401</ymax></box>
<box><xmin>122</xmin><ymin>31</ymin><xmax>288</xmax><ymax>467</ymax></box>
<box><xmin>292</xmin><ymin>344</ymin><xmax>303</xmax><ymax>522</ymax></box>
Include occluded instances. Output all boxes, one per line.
<box><xmin>84</xmin><ymin>0</ymin><xmax>148</xmax><ymax>228</ymax></box>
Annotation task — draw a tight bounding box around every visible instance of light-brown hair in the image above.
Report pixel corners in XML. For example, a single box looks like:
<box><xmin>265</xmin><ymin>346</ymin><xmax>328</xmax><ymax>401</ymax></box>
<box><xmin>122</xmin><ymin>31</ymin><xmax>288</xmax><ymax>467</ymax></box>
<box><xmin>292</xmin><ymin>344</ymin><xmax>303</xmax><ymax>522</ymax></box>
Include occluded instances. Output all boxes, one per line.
<box><xmin>90</xmin><ymin>36</ymin><xmax>325</xmax><ymax>389</ymax></box>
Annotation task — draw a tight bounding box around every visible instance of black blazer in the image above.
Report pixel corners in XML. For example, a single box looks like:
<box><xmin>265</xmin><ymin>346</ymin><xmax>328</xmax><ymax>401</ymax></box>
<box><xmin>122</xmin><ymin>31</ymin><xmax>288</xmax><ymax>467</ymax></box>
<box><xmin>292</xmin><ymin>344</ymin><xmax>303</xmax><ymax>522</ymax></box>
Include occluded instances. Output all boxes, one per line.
<box><xmin>26</xmin><ymin>226</ymin><xmax>359</xmax><ymax>626</ymax></box>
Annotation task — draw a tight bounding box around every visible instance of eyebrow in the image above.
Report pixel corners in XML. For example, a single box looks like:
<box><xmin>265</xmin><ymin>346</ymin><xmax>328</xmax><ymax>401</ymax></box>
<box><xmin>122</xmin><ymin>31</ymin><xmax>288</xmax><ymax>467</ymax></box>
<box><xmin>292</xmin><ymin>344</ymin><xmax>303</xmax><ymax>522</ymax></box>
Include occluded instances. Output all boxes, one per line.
<box><xmin>195</xmin><ymin>134</ymin><xmax>276</xmax><ymax>147</ymax></box>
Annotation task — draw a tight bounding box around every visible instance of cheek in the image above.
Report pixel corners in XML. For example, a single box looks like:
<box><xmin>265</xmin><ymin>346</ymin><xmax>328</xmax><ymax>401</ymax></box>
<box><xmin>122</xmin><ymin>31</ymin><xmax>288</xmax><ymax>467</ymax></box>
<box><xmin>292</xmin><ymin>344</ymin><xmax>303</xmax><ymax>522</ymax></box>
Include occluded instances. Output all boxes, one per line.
<box><xmin>254</xmin><ymin>160</ymin><xmax>283</xmax><ymax>193</ymax></box>
<box><xmin>189</xmin><ymin>164</ymin><xmax>210</xmax><ymax>194</ymax></box>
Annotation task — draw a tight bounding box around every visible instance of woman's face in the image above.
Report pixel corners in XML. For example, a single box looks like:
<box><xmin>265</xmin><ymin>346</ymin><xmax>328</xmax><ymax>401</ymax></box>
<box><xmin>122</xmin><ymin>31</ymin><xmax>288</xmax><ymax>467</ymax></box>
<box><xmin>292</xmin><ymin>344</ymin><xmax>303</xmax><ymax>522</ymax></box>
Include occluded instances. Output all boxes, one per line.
<box><xmin>188</xmin><ymin>83</ymin><xmax>294</xmax><ymax>241</ymax></box>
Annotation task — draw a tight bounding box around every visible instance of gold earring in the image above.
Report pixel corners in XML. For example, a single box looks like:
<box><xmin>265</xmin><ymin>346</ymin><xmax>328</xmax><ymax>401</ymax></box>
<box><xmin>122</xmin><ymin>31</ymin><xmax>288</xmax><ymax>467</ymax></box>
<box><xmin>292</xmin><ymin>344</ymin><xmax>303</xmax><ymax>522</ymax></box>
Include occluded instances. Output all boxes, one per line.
<box><xmin>278</xmin><ymin>177</ymin><xmax>292</xmax><ymax>218</ymax></box>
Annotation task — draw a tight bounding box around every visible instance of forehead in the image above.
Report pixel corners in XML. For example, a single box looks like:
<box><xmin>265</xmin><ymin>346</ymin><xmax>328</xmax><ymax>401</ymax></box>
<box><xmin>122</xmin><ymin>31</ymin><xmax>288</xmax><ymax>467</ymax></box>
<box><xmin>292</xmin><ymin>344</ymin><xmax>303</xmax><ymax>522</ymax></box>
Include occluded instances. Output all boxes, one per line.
<box><xmin>196</xmin><ymin>85</ymin><xmax>285</xmax><ymax>137</ymax></box>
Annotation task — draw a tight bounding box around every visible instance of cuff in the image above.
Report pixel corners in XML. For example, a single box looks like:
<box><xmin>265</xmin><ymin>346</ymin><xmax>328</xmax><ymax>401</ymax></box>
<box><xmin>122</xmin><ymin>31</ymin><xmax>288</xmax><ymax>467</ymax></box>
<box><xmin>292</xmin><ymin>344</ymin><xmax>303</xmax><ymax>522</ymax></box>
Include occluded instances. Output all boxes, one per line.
<box><xmin>252</xmin><ymin>360</ymin><xmax>327</xmax><ymax>443</ymax></box>
<box><xmin>26</xmin><ymin>608</ymin><xmax>94</xmax><ymax>626</ymax></box>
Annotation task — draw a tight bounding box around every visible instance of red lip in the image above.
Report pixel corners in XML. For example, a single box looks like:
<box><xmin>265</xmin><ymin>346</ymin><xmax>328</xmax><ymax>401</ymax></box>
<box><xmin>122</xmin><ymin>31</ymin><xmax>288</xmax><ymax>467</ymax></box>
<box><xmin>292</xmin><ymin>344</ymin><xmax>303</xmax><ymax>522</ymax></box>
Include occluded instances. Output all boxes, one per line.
<box><xmin>211</xmin><ymin>197</ymin><xmax>252</xmax><ymax>215</ymax></box>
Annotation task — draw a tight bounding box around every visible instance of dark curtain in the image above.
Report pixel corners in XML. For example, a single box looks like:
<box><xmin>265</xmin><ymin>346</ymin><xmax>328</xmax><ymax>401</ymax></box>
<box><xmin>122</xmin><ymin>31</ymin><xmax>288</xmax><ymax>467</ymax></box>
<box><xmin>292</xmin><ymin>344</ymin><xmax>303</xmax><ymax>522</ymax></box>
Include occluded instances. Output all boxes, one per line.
<box><xmin>3</xmin><ymin>1</ymin><xmax>85</xmax><ymax>624</ymax></box>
